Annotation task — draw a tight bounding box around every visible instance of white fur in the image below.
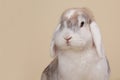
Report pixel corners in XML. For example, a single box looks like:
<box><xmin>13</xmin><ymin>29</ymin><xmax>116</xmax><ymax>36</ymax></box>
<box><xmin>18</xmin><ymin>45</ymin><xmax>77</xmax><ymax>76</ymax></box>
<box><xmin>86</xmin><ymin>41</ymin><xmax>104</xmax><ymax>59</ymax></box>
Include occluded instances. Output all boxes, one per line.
<box><xmin>65</xmin><ymin>9</ymin><xmax>76</xmax><ymax>19</ymax></box>
<box><xmin>58</xmin><ymin>48</ymin><xmax>108</xmax><ymax>80</ymax></box>
<box><xmin>90</xmin><ymin>21</ymin><xmax>105</xmax><ymax>58</ymax></box>
<box><xmin>53</xmin><ymin>22</ymin><xmax>93</xmax><ymax>52</ymax></box>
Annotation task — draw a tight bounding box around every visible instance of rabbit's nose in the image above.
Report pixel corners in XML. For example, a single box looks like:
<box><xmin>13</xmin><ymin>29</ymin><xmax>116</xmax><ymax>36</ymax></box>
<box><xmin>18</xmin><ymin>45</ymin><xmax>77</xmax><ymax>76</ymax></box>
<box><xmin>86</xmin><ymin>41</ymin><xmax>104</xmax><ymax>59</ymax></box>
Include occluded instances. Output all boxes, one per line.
<box><xmin>64</xmin><ymin>36</ymin><xmax>72</xmax><ymax>41</ymax></box>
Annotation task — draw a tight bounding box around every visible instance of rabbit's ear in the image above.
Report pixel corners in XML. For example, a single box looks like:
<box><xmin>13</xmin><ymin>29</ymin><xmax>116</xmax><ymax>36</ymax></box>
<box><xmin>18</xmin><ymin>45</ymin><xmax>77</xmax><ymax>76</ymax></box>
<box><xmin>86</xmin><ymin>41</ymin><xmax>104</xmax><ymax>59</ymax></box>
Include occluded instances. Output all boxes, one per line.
<box><xmin>90</xmin><ymin>21</ymin><xmax>105</xmax><ymax>58</ymax></box>
<box><xmin>50</xmin><ymin>41</ymin><xmax>57</xmax><ymax>57</ymax></box>
<box><xmin>50</xmin><ymin>24</ymin><xmax>61</xmax><ymax>57</ymax></box>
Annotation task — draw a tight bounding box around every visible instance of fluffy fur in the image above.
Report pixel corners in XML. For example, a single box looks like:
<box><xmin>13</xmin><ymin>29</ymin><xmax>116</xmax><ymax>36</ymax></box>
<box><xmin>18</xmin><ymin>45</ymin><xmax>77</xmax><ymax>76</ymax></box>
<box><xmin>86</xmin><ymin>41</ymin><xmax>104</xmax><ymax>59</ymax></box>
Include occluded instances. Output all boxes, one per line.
<box><xmin>41</xmin><ymin>8</ymin><xmax>110</xmax><ymax>80</ymax></box>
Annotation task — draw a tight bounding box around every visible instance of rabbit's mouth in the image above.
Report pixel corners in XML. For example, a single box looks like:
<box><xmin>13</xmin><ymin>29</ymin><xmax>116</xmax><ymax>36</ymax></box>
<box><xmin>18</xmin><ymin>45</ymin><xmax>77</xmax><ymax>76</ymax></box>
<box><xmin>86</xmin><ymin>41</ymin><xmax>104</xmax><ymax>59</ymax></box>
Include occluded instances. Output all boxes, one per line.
<box><xmin>66</xmin><ymin>40</ymin><xmax>71</xmax><ymax>46</ymax></box>
<box><xmin>55</xmin><ymin>38</ymin><xmax>87</xmax><ymax>51</ymax></box>
<box><xmin>61</xmin><ymin>40</ymin><xmax>86</xmax><ymax>50</ymax></box>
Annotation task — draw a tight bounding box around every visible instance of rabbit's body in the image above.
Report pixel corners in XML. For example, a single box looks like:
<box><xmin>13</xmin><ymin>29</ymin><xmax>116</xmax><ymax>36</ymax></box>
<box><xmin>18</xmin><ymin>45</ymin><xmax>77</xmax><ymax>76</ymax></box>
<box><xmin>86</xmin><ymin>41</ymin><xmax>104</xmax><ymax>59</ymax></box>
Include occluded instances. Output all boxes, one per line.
<box><xmin>42</xmin><ymin>47</ymin><xmax>109</xmax><ymax>80</ymax></box>
<box><xmin>41</xmin><ymin>8</ymin><xmax>110</xmax><ymax>80</ymax></box>
<box><xmin>58</xmin><ymin>48</ymin><xmax>109</xmax><ymax>80</ymax></box>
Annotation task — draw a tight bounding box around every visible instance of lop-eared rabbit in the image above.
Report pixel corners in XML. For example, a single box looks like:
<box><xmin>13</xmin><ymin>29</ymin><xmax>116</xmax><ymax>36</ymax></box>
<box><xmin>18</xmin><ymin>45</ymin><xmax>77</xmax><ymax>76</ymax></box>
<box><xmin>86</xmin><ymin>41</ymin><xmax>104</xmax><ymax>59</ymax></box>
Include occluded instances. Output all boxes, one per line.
<box><xmin>41</xmin><ymin>8</ymin><xmax>110</xmax><ymax>80</ymax></box>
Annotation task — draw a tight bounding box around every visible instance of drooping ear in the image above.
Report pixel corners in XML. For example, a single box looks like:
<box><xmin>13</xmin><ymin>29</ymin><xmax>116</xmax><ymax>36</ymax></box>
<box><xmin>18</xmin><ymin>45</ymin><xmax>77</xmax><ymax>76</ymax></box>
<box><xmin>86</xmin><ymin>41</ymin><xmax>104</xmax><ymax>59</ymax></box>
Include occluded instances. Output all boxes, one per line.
<box><xmin>50</xmin><ymin>41</ymin><xmax>57</xmax><ymax>57</ymax></box>
<box><xmin>90</xmin><ymin>21</ymin><xmax>105</xmax><ymax>58</ymax></box>
<box><xmin>50</xmin><ymin>24</ymin><xmax>61</xmax><ymax>57</ymax></box>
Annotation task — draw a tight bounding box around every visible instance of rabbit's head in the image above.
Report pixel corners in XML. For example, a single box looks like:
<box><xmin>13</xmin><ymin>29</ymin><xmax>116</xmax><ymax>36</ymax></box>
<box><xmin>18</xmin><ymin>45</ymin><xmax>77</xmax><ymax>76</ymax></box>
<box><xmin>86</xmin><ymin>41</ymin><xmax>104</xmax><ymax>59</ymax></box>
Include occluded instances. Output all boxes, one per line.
<box><xmin>51</xmin><ymin>8</ymin><xmax>104</xmax><ymax>58</ymax></box>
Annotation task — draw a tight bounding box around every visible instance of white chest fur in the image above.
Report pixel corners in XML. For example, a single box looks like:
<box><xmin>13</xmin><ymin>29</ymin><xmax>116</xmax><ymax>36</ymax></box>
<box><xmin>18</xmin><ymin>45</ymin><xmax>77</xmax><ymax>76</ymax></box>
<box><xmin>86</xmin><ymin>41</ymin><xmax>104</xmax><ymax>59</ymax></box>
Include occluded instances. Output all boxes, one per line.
<box><xmin>57</xmin><ymin>48</ymin><xmax>107</xmax><ymax>80</ymax></box>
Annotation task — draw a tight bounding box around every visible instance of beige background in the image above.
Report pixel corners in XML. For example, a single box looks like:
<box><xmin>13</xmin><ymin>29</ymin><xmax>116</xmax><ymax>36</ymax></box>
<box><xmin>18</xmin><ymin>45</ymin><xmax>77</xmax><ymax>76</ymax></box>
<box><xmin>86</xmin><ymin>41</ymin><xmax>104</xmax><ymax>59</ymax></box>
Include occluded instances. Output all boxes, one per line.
<box><xmin>0</xmin><ymin>0</ymin><xmax>120</xmax><ymax>80</ymax></box>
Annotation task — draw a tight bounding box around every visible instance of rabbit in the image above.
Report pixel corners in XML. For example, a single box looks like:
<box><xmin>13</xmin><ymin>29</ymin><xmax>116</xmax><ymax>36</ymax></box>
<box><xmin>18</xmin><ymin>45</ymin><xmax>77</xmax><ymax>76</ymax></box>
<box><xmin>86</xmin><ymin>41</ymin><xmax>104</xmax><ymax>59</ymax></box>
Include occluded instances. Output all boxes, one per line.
<box><xmin>41</xmin><ymin>8</ymin><xmax>110</xmax><ymax>80</ymax></box>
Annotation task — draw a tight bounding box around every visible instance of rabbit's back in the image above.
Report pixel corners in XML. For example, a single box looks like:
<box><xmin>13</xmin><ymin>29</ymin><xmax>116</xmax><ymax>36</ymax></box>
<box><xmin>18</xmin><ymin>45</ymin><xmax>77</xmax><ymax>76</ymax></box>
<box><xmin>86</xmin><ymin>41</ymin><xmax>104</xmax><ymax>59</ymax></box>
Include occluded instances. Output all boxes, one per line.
<box><xmin>41</xmin><ymin>58</ymin><xmax>58</xmax><ymax>80</ymax></box>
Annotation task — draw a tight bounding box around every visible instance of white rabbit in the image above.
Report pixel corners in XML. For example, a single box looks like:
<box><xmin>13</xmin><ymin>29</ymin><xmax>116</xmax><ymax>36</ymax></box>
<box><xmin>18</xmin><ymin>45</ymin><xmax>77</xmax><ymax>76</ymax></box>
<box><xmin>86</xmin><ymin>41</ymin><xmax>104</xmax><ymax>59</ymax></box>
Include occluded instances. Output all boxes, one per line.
<box><xmin>41</xmin><ymin>8</ymin><xmax>110</xmax><ymax>80</ymax></box>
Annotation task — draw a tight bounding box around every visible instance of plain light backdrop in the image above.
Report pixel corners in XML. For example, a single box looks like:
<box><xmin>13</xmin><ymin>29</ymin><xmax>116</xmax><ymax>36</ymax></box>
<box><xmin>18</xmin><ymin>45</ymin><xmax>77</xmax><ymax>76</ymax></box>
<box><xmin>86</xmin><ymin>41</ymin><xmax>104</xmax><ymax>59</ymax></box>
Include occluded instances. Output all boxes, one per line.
<box><xmin>0</xmin><ymin>0</ymin><xmax>120</xmax><ymax>80</ymax></box>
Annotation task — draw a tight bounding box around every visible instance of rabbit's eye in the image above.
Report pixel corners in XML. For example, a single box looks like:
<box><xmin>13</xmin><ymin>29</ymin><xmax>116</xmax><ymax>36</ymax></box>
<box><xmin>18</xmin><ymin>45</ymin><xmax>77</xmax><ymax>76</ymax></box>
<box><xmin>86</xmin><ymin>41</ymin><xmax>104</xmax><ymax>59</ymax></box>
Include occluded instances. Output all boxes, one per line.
<box><xmin>80</xmin><ymin>21</ymin><xmax>84</xmax><ymax>28</ymax></box>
